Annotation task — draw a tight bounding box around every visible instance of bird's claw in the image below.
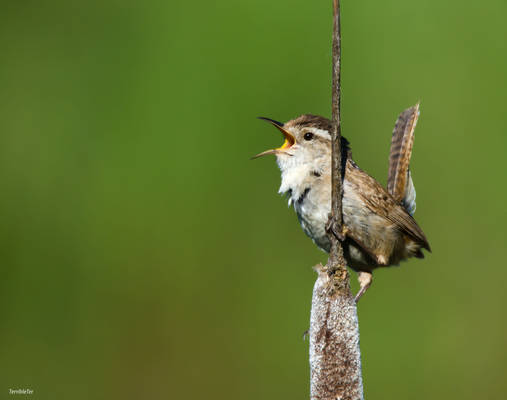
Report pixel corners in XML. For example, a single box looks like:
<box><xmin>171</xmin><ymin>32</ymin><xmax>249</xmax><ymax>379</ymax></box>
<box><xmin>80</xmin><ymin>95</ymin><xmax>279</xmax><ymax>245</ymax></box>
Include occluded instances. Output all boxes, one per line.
<box><xmin>326</xmin><ymin>217</ymin><xmax>347</xmax><ymax>241</ymax></box>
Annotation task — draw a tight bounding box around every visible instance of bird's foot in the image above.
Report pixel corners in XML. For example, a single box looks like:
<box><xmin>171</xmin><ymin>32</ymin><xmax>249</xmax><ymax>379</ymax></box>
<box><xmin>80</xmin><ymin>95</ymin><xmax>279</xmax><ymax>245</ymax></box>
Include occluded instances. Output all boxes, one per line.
<box><xmin>354</xmin><ymin>271</ymin><xmax>373</xmax><ymax>303</ymax></box>
<box><xmin>325</xmin><ymin>217</ymin><xmax>348</xmax><ymax>241</ymax></box>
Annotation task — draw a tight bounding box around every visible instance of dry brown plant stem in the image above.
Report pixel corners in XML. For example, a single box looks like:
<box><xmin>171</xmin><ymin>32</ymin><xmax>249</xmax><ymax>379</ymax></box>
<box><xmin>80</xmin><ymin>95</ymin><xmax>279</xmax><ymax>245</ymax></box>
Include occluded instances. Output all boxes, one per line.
<box><xmin>308</xmin><ymin>1</ymin><xmax>364</xmax><ymax>399</ymax></box>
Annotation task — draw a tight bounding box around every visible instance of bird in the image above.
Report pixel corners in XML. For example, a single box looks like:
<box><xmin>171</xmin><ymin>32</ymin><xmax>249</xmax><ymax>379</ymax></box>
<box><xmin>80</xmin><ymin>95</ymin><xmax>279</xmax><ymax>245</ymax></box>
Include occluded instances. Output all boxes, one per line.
<box><xmin>252</xmin><ymin>104</ymin><xmax>430</xmax><ymax>301</ymax></box>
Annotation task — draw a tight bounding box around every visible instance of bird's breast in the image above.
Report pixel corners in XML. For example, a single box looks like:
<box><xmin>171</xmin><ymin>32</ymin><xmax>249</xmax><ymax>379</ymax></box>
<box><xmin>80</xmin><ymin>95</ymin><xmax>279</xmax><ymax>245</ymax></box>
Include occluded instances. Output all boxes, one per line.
<box><xmin>292</xmin><ymin>185</ymin><xmax>332</xmax><ymax>253</ymax></box>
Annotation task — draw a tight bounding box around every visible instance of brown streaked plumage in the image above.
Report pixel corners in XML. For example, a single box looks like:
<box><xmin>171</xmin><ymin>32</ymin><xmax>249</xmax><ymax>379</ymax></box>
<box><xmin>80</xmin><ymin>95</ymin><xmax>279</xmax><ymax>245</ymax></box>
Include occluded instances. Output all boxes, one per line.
<box><xmin>345</xmin><ymin>157</ymin><xmax>430</xmax><ymax>256</ymax></box>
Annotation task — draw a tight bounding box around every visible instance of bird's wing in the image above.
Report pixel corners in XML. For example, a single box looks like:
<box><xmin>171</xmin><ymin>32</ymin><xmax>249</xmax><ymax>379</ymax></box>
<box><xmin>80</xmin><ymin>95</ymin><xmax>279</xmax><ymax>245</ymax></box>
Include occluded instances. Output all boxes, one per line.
<box><xmin>387</xmin><ymin>103</ymin><xmax>420</xmax><ymax>215</ymax></box>
<box><xmin>361</xmin><ymin>186</ymin><xmax>431</xmax><ymax>252</ymax></box>
<box><xmin>385</xmin><ymin>204</ymin><xmax>430</xmax><ymax>251</ymax></box>
<box><xmin>347</xmin><ymin>160</ymin><xmax>430</xmax><ymax>251</ymax></box>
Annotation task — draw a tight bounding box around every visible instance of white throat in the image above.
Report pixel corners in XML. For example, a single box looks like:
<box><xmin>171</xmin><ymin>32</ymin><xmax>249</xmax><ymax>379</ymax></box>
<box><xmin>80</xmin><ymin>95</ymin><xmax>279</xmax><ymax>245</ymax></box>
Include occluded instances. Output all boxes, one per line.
<box><xmin>276</xmin><ymin>153</ymin><xmax>328</xmax><ymax>202</ymax></box>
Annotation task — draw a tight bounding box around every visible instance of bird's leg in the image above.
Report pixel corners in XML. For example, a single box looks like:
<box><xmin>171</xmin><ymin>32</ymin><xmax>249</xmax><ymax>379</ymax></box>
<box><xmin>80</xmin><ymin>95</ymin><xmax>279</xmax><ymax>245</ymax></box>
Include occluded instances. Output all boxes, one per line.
<box><xmin>354</xmin><ymin>271</ymin><xmax>373</xmax><ymax>303</ymax></box>
<box><xmin>325</xmin><ymin>216</ymin><xmax>348</xmax><ymax>241</ymax></box>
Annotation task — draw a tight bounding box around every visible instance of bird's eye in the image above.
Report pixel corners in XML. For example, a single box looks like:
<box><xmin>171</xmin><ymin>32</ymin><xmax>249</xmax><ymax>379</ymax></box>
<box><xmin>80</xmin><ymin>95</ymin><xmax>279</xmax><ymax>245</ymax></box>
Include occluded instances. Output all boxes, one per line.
<box><xmin>304</xmin><ymin>132</ymin><xmax>314</xmax><ymax>141</ymax></box>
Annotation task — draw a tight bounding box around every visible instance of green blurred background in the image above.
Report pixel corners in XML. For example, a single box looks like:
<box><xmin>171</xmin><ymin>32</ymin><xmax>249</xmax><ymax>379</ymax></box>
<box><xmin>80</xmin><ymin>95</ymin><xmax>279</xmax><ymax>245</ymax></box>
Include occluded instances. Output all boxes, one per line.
<box><xmin>1</xmin><ymin>0</ymin><xmax>506</xmax><ymax>398</ymax></box>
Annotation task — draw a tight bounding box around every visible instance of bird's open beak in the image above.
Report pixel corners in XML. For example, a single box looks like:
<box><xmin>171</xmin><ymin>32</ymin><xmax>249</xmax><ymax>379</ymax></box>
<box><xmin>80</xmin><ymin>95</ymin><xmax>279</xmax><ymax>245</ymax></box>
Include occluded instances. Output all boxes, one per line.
<box><xmin>251</xmin><ymin>117</ymin><xmax>296</xmax><ymax>159</ymax></box>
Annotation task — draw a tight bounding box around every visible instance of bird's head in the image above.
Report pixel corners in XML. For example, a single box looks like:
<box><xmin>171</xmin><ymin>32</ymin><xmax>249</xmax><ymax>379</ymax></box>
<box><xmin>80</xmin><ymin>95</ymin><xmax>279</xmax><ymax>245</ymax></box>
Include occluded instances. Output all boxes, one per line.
<box><xmin>252</xmin><ymin>114</ymin><xmax>334</xmax><ymax>172</ymax></box>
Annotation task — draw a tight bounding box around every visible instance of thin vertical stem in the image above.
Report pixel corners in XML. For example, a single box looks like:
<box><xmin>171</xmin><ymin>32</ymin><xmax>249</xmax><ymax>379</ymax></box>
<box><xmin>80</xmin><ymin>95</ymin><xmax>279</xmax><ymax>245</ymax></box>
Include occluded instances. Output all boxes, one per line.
<box><xmin>309</xmin><ymin>1</ymin><xmax>364</xmax><ymax>399</ymax></box>
<box><xmin>329</xmin><ymin>0</ymin><xmax>346</xmax><ymax>270</ymax></box>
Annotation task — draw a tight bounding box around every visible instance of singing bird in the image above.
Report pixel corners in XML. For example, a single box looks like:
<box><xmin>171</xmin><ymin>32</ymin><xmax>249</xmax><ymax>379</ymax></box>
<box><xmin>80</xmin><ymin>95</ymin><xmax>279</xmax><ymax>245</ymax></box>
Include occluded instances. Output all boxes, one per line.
<box><xmin>253</xmin><ymin>104</ymin><xmax>430</xmax><ymax>301</ymax></box>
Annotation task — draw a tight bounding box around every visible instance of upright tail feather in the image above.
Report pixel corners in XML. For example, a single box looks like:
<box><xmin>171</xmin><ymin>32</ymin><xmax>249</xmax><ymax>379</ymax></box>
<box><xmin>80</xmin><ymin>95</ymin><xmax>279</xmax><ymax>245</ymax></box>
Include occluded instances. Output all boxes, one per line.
<box><xmin>387</xmin><ymin>103</ymin><xmax>420</xmax><ymax>215</ymax></box>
